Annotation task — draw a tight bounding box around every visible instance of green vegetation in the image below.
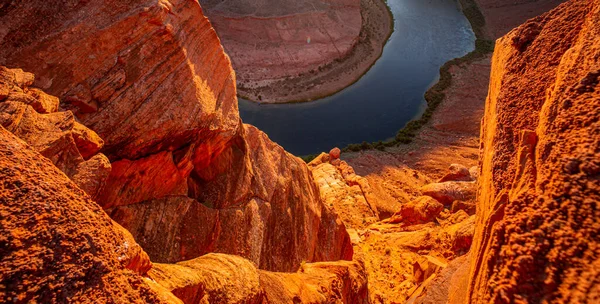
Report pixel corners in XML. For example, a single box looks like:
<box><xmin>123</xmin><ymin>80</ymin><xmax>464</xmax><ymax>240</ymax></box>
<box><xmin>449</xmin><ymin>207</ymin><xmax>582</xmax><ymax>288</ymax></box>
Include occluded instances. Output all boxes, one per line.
<box><xmin>300</xmin><ymin>0</ymin><xmax>495</xmax><ymax>162</ymax></box>
<box><xmin>301</xmin><ymin>154</ymin><xmax>319</xmax><ymax>163</ymax></box>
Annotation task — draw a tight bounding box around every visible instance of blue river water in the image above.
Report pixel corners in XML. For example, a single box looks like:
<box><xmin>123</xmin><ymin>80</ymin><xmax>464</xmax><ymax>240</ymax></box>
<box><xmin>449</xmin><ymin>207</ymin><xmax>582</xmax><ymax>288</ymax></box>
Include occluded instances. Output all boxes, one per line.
<box><xmin>239</xmin><ymin>0</ymin><xmax>475</xmax><ymax>156</ymax></box>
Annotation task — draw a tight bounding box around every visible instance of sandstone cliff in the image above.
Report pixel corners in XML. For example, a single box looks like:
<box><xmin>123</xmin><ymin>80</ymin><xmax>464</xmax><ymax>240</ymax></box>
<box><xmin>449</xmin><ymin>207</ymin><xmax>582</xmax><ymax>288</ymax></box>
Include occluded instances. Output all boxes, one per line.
<box><xmin>0</xmin><ymin>72</ymin><xmax>367</xmax><ymax>304</ymax></box>
<box><xmin>468</xmin><ymin>0</ymin><xmax>600</xmax><ymax>302</ymax></box>
<box><xmin>0</xmin><ymin>0</ymin><xmax>351</xmax><ymax>273</ymax></box>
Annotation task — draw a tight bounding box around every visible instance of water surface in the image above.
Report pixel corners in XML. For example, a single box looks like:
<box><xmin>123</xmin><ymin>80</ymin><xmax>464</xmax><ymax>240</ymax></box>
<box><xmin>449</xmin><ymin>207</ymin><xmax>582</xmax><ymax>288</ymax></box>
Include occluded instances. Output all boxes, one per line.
<box><xmin>239</xmin><ymin>0</ymin><xmax>475</xmax><ymax>156</ymax></box>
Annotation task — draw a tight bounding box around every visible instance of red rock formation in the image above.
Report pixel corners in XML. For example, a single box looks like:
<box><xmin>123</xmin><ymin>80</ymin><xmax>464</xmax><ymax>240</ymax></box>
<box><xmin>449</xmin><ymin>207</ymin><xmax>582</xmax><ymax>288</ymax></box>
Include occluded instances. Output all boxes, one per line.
<box><xmin>0</xmin><ymin>123</ymin><xmax>366</xmax><ymax>303</ymax></box>
<box><xmin>149</xmin><ymin>253</ymin><xmax>368</xmax><ymax>304</ymax></box>
<box><xmin>420</xmin><ymin>181</ymin><xmax>477</xmax><ymax>205</ymax></box>
<box><xmin>309</xmin><ymin>153</ymin><xmax>380</xmax><ymax>229</ymax></box>
<box><xmin>107</xmin><ymin>125</ymin><xmax>352</xmax><ymax>270</ymax></box>
<box><xmin>0</xmin><ymin>127</ymin><xmax>160</xmax><ymax>303</ymax></box>
<box><xmin>0</xmin><ymin>0</ymin><xmax>352</xmax><ymax>272</ymax></box>
<box><xmin>467</xmin><ymin>0</ymin><xmax>600</xmax><ymax>302</ymax></box>
<box><xmin>1</xmin><ymin>0</ymin><xmax>239</xmax><ymax>160</ymax></box>
<box><xmin>0</xmin><ymin>66</ymin><xmax>110</xmax><ymax>199</ymax></box>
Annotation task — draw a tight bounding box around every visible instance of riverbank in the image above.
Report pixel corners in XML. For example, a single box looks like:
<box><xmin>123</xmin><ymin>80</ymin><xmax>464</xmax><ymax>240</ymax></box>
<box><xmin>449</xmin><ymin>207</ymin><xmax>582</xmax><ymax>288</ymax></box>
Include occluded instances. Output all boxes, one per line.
<box><xmin>340</xmin><ymin>0</ymin><xmax>565</xmax><ymax>202</ymax></box>
<box><xmin>330</xmin><ymin>1</ymin><xmax>565</xmax><ymax>302</ymax></box>
<box><xmin>238</xmin><ymin>0</ymin><xmax>393</xmax><ymax>103</ymax></box>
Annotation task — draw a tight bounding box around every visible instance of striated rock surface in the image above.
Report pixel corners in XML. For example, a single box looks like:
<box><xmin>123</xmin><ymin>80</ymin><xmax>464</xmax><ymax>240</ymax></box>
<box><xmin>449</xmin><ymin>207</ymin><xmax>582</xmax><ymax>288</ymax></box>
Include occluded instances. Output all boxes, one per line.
<box><xmin>0</xmin><ymin>0</ymin><xmax>351</xmax><ymax>273</ymax></box>
<box><xmin>1</xmin><ymin>0</ymin><xmax>240</xmax><ymax>161</ymax></box>
<box><xmin>109</xmin><ymin>125</ymin><xmax>352</xmax><ymax>270</ymax></box>
<box><xmin>467</xmin><ymin>0</ymin><xmax>600</xmax><ymax>302</ymax></box>
<box><xmin>0</xmin><ymin>127</ymin><xmax>160</xmax><ymax>303</ymax></box>
<box><xmin>0</xmin><ymin>66</ymin><xmax>110</xmax><ymax>199</ymax></box>
<box><xmin>149</xmin><ymin>253</ymin><xmax>368</xmax><ymax>304</ymax></box>
<box><xmin>200</xmin><ymin>0</ymin><xmax>391</xmax><ymax>103</ymax></box>
<box><xmin>199</xmin><ymin>0</ymin><xmax>362</xmax><ymax>102</ymax></box>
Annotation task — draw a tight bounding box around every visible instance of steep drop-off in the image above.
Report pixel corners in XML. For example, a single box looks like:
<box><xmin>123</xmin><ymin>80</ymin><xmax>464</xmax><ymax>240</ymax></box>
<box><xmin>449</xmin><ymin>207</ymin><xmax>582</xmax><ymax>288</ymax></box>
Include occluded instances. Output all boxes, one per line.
<box><xmin>2</xmin><ymin>0</ymin><xmax>599</xmax><ymax>303</ymax></box>
<box><xmin>0</xmin><ymin>0</ymin><xmax>351</xmax><ymax>273</ymax></box>
<box><xmin>468</xmin><ymin>0</ymin><xmax>600</xmax><ymax>302</ymax></box>
<box><xmin>0</xmin><ymin>68</ymin><xmax>368</xmax><ymax>303</ymax></box>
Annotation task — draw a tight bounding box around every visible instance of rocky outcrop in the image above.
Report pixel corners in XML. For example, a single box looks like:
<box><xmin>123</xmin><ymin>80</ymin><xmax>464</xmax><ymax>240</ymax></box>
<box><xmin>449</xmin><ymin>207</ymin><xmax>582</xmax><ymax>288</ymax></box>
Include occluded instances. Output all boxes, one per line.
<box><xmin>1</xmin><ymin>0</ymin><xmax>239</xmax><ymax>160</ymax></box>
<box><xmin>0</xmin><ymin>123</ymin><xmax>368</xmax><ymax>303</ymax></box>
<box><xmin>0</xmin><ymin>127</ymin><xmax>159</xmax><ymax>302</ymax></box>
<box><xmin>386</xmin><ymin>196</ymin><xmax>444</xmax><ymax>225</ymax></box>
<box><xmin>0</xmin><ymin>66</ymin><xmax>110</xmax><ymax>199</ymax></box>
<box><xmin>0</xmin><ymin>0</ymin><xmax>351</xmax><ymax>272</ymax></box>
<box><xmin>420</xmin><ymin>181</ymin><xmax>477</xmax><ymax>205</ymax></box>
<box><xmin>308</xmin><ymin>151</ymin><xmax>476</xmax><ymax>303</ymax></box>
<box><xmin>467</xmin><ymin>0</ymin><xmax>600</xmax><ymax>302</ymax></box>
<box><xmin>149</xmin><ymin>253</ymin><xmax>368</xmax><ymax>304</ymax></box>
<box><xmin>309</xmin><ymin>152</ymin><xmax>379</xmax><ymax>229</ymax></box>
<box><xmin>110</xmin><ymin>125</ymin><xmax>352</xmax><ymax>270</ymax></box>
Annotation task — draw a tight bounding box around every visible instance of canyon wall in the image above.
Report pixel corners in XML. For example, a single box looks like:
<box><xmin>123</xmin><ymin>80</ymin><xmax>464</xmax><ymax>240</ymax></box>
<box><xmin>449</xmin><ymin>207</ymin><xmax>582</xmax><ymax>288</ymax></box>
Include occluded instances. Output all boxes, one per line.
<box><xmin>198</xmin><ymin>0</ymin><xmax>362</xmax><ymax>102</ymax></box>
<box><xmin>468</xmin><ymin>0</ymin><xmax>600</xmax><ymax>302</ymax></box>
<box><xmin>0</xmin><ymin>0</ymin><xmax>351</xmax><ymax>273</ymax></box>
<box><xmin>200</xmin><ymin>0</ymin><xmax>361</xmax><ymax>80</ymax></box>
<box><xmin>0</xmin><ymin>65</ymin><xmax>367</xmax><ymax>303</ymax></box>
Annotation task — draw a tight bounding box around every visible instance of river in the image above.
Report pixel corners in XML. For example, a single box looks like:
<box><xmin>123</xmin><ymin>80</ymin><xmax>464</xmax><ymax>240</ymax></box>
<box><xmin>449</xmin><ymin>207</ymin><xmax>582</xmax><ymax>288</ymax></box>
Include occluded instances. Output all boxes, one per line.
<box><xmin>239</xmin><ymin>0</ymin><xmax>475</xmax><ymax>156</ymax></box>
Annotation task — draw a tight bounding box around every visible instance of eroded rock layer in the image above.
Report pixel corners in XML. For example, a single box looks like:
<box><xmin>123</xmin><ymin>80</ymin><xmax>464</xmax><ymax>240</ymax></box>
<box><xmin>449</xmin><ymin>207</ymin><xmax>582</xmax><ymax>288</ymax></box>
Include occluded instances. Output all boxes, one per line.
<box><xmin>0</xmin><ymin>0</ymin><xmax>351</xmax><ymax>272</ymax></box>
<box><xmin>0</xmin><ymin>128</ymin><xmax>160</xmax><ymax>303</ymax></box>
<box><xmin>468</xmin><ymin>0</ymin><xmax>600</xmax><ymax>302</ymax></box>
<box><xmin>149</xmin><ymin>253</ymin><xmax>368</xmax><ymax>304</ymax></box>
<box><xmin>199</xmin><ymin>0</ymin><xmax>363</xmax><ymax>102</ymax></box>
<box><xmin>0</xmin><ymin>66</ymin><xmax>110</xmax><ymax>200</ymax></box>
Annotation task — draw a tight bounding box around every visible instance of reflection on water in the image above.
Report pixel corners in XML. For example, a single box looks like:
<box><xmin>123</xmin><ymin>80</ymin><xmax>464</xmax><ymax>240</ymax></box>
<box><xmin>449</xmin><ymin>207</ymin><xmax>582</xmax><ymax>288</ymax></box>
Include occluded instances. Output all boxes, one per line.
<box><xmin>239</xmin><ymin>0</ymin><xmax>475</xmax><ymax>156</ymax></box>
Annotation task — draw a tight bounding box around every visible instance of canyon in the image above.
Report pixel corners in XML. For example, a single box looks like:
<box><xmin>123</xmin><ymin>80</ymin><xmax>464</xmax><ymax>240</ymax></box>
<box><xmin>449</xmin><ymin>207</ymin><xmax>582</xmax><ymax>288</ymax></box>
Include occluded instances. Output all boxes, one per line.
<box><xmin>1</xmin><ymin>0</ymin><xmax>598</xmax><ymax>304</ymax></box>
<box><xmin>199</xmin><ymin>0</ymin><xmax>392</xmax><ymax>103</ymax></box>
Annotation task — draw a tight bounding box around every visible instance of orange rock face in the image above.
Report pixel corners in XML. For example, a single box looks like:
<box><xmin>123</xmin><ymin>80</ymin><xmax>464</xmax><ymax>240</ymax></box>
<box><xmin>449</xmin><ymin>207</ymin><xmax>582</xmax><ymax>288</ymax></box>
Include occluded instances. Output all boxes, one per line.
<box><xmin>0</xmin><ymin>66</ymin><xmax>110</xmax><ymax>199</ymax></box>
<box><xmin>0</xmin><ymin>128</ymin><xmax>159</xmax><ymax>302</ymax></box>
<box><xmin>0</xmin><ymin>0</ymin><xmax>352</xmax><ymax>272</ymax></box>
<box><xmin>149</xmin><ymin>253</ymin><xmax>368</xmax><ymax>304</ymax></box>
<box><xmin>1</xmin><ymin>0</ymin><xmax>240</xmax><ymax>161</ymax></box>
<box><xmin>106</xmin><ymin>125</ymin><xmax>352</xmax><ymax>270</ymax></box>
<box><xmin>310</xmin><ymin>153</ymin><xmax>379</xmax><ymax>229</ymax></box>
<box><xmin>467</xmin><ymin>0</ymin><xmax>600</xmax><ymax>302</ymax></box>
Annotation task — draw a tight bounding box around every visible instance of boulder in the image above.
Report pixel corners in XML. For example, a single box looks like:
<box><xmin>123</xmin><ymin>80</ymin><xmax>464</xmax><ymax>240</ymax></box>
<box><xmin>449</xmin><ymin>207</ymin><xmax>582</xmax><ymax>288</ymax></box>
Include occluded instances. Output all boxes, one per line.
<box><xmin>450</xmin><ymin>200</ymin><xmax>476</xmax><ymax>215</ymax></box>
<box><xmin>330</xmin><ymin>147</ymin><xmax>342</xmax><ymax>160</ymax></box>
<box><xmin>392</xmin><ymin>196</ymin><xmax>444</xmax><ymax>224</ymax></box>
<box><xmin>420</xmin><ymin>182</ymin><xmax>477</xmax><ymax>205</ymax></box>
<box><xmin>438</xmin><ymin>163</ymin><xmax>472</xmax><ymax>182</ymax></box>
